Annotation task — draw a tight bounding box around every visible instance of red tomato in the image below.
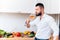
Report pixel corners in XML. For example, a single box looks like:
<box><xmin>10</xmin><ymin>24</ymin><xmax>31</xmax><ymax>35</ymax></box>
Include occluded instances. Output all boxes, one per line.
<box><xmin>15</xmin><ymin>32</ymin><xmax>21</xmax><ymax>37</ymax></box>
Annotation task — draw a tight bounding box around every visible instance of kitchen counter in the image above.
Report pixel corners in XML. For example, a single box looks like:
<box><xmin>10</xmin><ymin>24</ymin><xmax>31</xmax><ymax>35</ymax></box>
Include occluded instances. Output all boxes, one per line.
<box><xmin>0</xmin><ymin>37</ymin><xmax>53</xmax><ymax>40</ymax></box>
<box><xmin>0</xmin><ymin>37</ymin><xmax>35</xmax><ymax>40</ymax></box>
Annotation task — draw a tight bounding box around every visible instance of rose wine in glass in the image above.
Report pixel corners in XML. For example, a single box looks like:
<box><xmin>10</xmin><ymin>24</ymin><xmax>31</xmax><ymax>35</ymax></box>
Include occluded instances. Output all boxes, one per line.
<box><xmin>29</xmin><ymin>13</ymin><xmax>36</xmax><ymax>21</ymax></box>
<box><xmin>25</xmin><ymin>13</ymin><xmax>36</xmax><ymax>28</ymax></box>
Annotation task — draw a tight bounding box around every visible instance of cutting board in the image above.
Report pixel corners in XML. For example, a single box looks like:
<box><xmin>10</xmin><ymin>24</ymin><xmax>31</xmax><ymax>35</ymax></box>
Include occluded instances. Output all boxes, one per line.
<box><xmin>0</xmin><ymin>37</ymin><xmax>34</xmax><ymax>40</ymax></box>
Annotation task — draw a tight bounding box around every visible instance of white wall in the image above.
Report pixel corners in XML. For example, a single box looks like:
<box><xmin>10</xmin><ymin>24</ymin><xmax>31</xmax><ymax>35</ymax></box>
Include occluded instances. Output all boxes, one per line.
<box><xmin>0</xmin><ymin>13</ymin><xmax>37</xmax><ymax>32</ymax></box>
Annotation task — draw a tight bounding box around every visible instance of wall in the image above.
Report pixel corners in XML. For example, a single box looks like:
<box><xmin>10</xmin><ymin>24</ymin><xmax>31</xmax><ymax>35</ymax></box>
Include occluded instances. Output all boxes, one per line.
<box><xmin>0</xmin><ymin>13</ymin><xmax>58</xmax><ymax>32</ymax></box>
<box><xmin>0</xmin><ymin>13</ymin><xmax>37</xmax><ymax>32</ymax></box>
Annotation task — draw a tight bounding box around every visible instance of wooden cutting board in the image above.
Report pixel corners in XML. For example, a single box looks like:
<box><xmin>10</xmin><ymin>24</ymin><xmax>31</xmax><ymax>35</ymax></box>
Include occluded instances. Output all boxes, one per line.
<box><xmin>0</xmin><ymin>37</ymin><xmax>34</xmax><ymax>40</ymax></box>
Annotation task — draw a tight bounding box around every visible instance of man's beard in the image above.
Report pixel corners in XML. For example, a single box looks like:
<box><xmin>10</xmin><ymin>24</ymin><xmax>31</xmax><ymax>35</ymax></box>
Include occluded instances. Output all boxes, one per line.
<box><xmin>36</xmin><ymin>13</ymin><xmax>42</xmax><ymax>16</ymax></box>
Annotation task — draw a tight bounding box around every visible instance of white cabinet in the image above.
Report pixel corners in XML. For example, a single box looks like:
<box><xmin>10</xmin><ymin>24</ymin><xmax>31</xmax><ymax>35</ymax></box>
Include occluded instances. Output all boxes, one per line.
<box><xmin>0</xmin><ymin>0</ymin><xmax>38</xmax><ymax>13</ymax></box>
<box><xmin>0</xmin><ymin>0</ymin><xmax>59</xmax><ymax>14</ymax></box>
<box><xmin>37</xmin><ymin>0</ymin><xmax>60</xmax><ymax>14</ymax></box>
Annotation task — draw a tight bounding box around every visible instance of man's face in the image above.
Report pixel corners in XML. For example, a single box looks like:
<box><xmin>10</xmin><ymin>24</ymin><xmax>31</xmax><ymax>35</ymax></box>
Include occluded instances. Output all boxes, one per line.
<box><xmin>35</xmin><ymin>6</ymin><xmax>43</xmax><ymax>16</ymax></box>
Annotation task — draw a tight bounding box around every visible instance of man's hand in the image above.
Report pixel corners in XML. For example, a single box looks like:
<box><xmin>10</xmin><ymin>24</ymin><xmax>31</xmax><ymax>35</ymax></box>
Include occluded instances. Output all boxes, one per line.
<box><xmin>53</xmin><ymin>36</ymin><xmax>59</xmax><ymax>40</ymax></box>
<box><xmin>25</xmin><ymin>19</ymin><xmax>30</xmax><ymax>28</ymax></box>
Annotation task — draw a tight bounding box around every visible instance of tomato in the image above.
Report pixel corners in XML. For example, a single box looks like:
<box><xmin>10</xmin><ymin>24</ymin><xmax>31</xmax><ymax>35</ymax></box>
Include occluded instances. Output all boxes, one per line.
<box><xmin>15</xmin><ymin>32</ymin><xmax>21</xmax><ymax>37</ymax></box>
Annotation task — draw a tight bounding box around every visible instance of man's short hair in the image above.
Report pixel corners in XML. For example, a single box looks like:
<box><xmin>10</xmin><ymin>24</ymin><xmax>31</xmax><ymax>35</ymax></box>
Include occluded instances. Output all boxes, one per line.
<box><xmin>35</xmin><ymin>3</ymin><xmax>44</xmax><ymax>8</ymax></box>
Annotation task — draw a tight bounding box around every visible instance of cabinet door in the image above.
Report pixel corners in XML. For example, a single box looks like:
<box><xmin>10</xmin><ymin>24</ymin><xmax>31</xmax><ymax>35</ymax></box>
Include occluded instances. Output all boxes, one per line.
<box><xmin>0</xmin><ymin>0</ymin><xmax>37</xmax><ymax>13</ymax></box>
<box><xmin>37</xmin><ymin>0</ymin><xmax>59</xmax><ymax>14</ymax></box>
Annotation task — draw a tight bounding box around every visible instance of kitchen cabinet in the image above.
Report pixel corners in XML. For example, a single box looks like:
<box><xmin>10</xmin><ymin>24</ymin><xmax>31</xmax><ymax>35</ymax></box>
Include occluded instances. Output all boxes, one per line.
<box><xmin>0</xmin><ymin>0</ymin><xmax>59</xmax><ymax>14</ymax></box>
<box><xmin>37</xmin><ymin>0</ymin><xmax>60</xmax><ymax>14</ymax></box>
<box><xmin>0</xmin><ymin>0</ymin><xmax>38</xmax><ymax>13</ymax></box>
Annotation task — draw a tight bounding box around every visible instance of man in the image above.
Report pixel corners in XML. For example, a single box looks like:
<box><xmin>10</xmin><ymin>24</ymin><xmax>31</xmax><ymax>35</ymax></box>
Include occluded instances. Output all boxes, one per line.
<box><xmin>26</xmin><ymin>3</ymin><xmax>59</xmax><ymax>40</ymax></box>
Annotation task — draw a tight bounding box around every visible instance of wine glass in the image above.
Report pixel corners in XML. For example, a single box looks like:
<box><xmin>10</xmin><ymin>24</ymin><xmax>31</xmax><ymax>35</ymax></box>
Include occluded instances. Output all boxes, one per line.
<box><xmin>24</xmin><ymin>13</ymin><xmax>36</xmax><ymax>28</ymax></box>
<box><xmin>29</xmin><ymin>13</ymin><xmax>36</xmax><ymax>21</ymax></box>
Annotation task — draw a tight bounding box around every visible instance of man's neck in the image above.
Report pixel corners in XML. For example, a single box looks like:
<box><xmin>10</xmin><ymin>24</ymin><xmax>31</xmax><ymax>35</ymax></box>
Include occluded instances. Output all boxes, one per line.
<box><xmin>40</xmin><ymin>12</ymin><xmax>44</xmax><ymax>20</ymax></box>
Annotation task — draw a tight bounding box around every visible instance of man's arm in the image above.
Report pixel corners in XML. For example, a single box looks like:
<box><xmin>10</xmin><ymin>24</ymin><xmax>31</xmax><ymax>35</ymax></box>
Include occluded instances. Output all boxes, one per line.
<box><xmin>25</xmin><ymin>19</ymin><xmax>30</xmax><ymax>28</ymax></box>
<box><xmin>26</xmin><ymin>19</ymin><xmax>36</xmax><ymax>28</ymax></box>
<box><xmin>26</xmin><ymin>22</ymin><xmax>30</xmax><ymax>28</ymax></box>
<box><xmin>48</xmin><ymin>18</ymin><xmax>59</xmax><ymax>40</ymax></box>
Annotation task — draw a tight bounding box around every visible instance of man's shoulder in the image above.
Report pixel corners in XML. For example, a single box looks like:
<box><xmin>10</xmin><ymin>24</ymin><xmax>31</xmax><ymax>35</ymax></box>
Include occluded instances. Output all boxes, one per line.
<box><xmin>45</xmin><ymin>14</ymin><xmax>54</xmax><ymax>20</ymax></box>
